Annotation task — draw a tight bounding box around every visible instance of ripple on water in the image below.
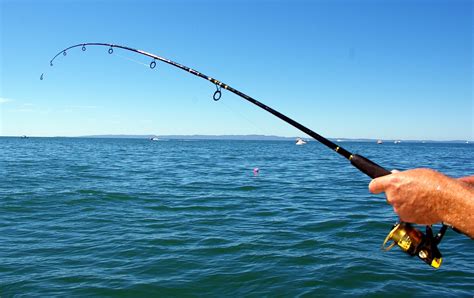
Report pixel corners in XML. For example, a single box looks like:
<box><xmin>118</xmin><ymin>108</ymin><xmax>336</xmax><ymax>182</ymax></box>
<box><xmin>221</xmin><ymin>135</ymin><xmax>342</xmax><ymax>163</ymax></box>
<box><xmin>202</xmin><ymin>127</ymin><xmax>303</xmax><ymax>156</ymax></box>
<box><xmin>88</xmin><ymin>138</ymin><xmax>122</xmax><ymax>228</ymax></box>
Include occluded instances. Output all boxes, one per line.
<box><xmin>1</xmin><ymin>139</ymin><xmax>473</xmax><ymax>296</ymax></box>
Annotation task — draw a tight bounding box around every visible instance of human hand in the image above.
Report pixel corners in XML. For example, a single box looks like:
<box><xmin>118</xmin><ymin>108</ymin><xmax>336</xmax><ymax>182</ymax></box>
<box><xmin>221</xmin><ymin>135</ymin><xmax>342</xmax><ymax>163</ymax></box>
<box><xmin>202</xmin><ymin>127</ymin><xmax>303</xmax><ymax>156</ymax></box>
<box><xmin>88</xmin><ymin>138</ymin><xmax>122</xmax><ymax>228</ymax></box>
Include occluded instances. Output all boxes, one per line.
<box><xmin>368</xmin><ymin>168</ymin><xmax>446</xmax><ymax>225</ymax></box>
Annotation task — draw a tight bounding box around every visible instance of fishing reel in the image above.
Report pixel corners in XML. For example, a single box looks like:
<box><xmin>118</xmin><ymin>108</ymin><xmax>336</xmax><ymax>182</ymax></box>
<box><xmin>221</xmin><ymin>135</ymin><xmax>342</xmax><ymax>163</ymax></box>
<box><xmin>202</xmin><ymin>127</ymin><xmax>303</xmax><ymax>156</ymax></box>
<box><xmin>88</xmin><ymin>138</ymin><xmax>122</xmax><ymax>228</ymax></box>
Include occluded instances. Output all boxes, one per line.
<box><xmin>382</xmin><ymin>222</ymin><xmax>448</xmax><ymax>268</ymax></box>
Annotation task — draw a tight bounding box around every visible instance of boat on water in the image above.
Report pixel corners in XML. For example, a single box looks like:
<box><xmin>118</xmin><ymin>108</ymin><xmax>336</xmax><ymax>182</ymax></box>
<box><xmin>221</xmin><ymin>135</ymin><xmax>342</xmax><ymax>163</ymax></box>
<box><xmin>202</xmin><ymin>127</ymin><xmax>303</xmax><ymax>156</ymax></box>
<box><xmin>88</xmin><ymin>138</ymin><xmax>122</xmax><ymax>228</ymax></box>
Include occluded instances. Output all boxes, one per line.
<box><xmin>377</xmin><ymin>140</ymin><xmax>383</xmax><ymax>144</ymax></box>
<box><xmin>394</xmin><ymin>140</ymin><xmax>401</xmax><ymax>144</ymax></box>
<box><xmin>150</xmin><ymin>137</ymin><xmax>160</xmax><ymax>141</ymax></box>
<box><xmin>296</xmin><ymin>137</ymin><xmax>307</xmax><ymax>145</ymax></box>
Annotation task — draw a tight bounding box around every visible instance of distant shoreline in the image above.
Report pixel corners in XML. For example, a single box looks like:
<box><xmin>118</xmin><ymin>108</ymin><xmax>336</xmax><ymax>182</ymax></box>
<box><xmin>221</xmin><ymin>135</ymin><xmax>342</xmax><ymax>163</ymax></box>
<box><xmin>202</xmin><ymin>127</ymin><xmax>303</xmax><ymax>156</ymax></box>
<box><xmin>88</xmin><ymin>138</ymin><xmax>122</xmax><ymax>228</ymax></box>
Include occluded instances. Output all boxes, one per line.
<box><xmin>2</xmin><ymin>134</ymin><xmax>472</xmax><ymax>143</ymax></box>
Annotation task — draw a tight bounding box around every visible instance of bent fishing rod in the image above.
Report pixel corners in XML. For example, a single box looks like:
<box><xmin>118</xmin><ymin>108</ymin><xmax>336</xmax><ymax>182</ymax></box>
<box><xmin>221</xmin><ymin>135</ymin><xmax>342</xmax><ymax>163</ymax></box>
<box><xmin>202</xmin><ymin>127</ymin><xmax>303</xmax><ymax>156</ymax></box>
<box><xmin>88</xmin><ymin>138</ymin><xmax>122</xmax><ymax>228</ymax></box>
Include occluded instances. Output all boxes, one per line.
<box><xmin>43</xmin><ymin>42</ymin><xmax>449</xmax><ymax>268</ymax></box>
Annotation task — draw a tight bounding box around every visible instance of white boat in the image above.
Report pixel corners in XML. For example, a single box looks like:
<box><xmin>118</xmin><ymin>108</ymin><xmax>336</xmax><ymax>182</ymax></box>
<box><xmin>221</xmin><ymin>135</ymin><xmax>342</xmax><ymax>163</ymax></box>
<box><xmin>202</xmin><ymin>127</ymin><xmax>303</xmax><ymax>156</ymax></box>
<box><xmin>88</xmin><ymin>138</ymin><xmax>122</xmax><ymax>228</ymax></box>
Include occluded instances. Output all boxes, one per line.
<box><xmin>150</xmin><ymin>137</ymin><xmax>160</xmax><ymax>141</ymax></box>
<box><xmin>296</xmin><ymin>137</ymin><xmax>307</xmax><ymax>145</ymax></box>
<box><xmin>394</xmin><ymin>140</ymin><xmax>401</xmax><ymax>144</ymax></box>
<box><xmin>377</xmin><ymin>140</ymin><xmax>383</xmax><ymax>144</ymax></box>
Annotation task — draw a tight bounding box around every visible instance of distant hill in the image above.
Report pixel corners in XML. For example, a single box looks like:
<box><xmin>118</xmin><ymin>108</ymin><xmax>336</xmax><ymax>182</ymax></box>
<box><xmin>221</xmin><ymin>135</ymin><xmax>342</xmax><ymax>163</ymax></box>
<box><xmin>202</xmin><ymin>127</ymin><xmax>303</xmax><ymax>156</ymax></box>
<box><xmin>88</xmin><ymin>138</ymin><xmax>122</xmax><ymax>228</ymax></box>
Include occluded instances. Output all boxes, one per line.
<box><xmin>77</xmin><ymin>135</ymin><xmax>472</xmax><ymax>143</ymax></box>
<box><xmin>80</xmin><ymin>134</ymin><xmax>298</xmax><ymax>141</ymax></box>
<box><xmin>1</xmin><ymin>134</ymin><xmax>471</xmax><ymax>143</ymax></box>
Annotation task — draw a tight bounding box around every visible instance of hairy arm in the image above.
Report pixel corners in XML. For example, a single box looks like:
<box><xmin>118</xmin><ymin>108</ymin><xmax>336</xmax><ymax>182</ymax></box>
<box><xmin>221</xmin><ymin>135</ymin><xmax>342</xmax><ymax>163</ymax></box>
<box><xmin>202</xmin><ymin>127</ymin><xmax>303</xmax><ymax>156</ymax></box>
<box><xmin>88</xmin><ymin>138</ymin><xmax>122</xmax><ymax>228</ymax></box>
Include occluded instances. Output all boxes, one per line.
<box><xmin>369</xmin><ymin>169</ymin><xmax>474</xmax><ymax>239</ymax></box>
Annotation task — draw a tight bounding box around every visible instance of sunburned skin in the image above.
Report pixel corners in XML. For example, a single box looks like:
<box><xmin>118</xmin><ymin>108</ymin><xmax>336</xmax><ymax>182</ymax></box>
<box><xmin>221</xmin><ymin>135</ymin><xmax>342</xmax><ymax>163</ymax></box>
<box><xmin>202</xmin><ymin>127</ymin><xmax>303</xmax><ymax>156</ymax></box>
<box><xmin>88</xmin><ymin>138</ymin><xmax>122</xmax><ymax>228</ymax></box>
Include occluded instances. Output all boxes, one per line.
<box><xmin>369</xmin><ymin>169</ymin><xmax>474</xmax><ymax>239</ymax></box>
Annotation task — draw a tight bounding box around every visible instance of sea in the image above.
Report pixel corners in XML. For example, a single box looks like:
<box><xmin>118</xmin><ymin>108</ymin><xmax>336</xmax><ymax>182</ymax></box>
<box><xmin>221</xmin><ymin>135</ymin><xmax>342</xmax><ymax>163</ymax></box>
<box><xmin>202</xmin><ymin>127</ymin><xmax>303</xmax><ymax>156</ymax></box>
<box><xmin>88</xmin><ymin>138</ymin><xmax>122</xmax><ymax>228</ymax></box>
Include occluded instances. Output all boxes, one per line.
<box><xmin>1</xmin><ymin>137</ymin><xmax>473</xmax><ymax>297</ymax></box>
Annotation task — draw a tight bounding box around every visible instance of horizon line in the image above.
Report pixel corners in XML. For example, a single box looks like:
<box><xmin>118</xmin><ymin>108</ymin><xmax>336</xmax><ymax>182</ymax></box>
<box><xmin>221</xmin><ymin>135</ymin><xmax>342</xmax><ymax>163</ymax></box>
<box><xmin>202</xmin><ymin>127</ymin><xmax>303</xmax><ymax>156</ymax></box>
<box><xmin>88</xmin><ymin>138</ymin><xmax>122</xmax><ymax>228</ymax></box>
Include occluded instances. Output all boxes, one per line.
<box><xmin>1</xmin><ymin>134</ymin><xmax>472</xmax><ymax>143</ymax></box>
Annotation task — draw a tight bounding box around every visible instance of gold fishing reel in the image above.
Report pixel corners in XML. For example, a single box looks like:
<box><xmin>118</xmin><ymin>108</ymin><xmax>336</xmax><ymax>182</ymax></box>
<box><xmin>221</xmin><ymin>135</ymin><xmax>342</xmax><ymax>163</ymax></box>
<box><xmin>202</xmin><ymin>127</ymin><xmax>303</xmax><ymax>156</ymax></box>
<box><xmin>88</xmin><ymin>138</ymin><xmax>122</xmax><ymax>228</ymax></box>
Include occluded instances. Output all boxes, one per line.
<box><xmin>382</xmin><ymin>222</ymin><xmax>448</xmax><ymax>268</ymax></box>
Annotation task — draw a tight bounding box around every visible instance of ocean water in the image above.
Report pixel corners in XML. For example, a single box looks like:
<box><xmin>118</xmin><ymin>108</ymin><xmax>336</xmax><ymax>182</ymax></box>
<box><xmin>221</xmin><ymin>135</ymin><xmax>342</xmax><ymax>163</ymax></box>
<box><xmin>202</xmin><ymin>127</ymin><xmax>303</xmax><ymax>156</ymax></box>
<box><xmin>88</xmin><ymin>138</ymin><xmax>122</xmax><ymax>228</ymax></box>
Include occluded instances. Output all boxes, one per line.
<box><xmin>1</xmin><ymin>137</ymin><xmax>473</xmax><ymax>297</ymax></box>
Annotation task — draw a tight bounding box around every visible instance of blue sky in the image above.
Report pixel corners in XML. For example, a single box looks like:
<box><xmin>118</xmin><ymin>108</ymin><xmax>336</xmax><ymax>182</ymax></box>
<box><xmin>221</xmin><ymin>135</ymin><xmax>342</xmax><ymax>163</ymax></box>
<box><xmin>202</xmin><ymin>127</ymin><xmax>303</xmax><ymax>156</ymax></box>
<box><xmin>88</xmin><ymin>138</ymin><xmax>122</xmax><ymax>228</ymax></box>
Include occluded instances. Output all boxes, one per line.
<box><xmin>1</xmin><ymin>0</ymin><xmax>472</xmax><ymax>140</ymax></box>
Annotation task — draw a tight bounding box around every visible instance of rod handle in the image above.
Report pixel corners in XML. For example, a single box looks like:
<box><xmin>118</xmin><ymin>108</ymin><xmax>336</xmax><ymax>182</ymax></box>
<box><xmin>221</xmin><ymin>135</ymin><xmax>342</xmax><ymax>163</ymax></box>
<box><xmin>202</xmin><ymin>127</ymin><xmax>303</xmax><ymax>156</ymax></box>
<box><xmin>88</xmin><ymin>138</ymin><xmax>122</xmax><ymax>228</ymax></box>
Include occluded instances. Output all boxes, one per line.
<box><xmin>350</xmin><ymin>154</ymin><xmax>392</xmax><ymax>179</ymax></box>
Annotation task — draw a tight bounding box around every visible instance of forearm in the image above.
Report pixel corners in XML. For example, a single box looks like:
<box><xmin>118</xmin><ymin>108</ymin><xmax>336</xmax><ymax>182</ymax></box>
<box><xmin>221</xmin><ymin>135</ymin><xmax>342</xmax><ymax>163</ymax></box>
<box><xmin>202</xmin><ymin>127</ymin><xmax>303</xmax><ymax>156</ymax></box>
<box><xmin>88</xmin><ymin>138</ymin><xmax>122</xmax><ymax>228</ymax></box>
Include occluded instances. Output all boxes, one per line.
<box><xmin>438</xmin><ymin>177</ymin><xmax>474</xmax><ymax>239</ymax></box>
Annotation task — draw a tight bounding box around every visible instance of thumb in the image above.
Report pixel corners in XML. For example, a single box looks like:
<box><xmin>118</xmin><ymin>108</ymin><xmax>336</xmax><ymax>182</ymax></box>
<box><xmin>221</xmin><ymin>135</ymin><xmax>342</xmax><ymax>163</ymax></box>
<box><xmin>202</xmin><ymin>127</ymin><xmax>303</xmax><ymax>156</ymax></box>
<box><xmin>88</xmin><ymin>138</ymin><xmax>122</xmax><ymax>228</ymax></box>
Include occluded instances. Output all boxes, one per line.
<box><xmin>369</xmin><ymin>176</ymin><xmax>390</xmax><ymax>194</ymax></box>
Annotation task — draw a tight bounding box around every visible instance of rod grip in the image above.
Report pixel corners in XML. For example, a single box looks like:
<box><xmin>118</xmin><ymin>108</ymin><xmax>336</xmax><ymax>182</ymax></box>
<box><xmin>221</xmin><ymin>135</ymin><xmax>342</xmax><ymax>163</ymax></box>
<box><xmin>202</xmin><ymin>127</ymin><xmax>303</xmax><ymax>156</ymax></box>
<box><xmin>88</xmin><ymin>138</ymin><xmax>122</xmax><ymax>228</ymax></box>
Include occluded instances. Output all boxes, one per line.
<box><xmin>350</xmin><ymin>154</ymin><xmax>392</xmax><ymax>179</ymax></box>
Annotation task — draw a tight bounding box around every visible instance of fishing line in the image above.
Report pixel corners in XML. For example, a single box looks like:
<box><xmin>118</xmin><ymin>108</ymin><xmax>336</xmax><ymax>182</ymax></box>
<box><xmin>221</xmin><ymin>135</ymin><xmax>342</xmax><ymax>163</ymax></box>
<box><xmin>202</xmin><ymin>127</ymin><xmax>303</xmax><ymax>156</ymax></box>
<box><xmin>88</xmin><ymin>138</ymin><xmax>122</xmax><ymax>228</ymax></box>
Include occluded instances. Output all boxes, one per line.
<box><xmin>42</xmin><ymin>42</ymin><xmax>451</xmax><ymax>268</ymax></box>
<box><xmin>219</xmin><ymin>98</ymin><xmax>274</xmax><ymax>138</ymax></box>
<box><xmin>114</xmin><ymin>52</ymin><xmax>150</xmax><ymax>68</ymax></box>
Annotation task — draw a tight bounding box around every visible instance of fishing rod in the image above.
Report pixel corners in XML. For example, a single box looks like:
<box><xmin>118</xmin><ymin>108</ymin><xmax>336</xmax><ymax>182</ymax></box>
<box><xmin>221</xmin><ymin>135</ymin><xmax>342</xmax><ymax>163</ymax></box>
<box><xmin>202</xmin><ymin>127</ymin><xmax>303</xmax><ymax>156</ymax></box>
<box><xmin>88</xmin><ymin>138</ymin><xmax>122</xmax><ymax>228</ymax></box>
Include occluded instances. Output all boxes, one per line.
<box><xmin>43</xmin><ymin>42</ymin><xmax>449</xmax><ymax>268</ymax></box>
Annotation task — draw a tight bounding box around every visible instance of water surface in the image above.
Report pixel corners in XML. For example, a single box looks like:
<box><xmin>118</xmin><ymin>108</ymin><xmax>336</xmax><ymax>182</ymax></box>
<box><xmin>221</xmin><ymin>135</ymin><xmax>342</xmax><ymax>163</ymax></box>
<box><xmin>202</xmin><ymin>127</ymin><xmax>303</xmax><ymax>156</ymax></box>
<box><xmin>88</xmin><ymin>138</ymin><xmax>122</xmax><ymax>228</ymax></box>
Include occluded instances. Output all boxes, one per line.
<box><xmin>1</xmin><ymin>138</ymin><xmax>473</xmax><ymax>296</ymax></box>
